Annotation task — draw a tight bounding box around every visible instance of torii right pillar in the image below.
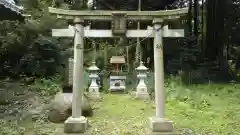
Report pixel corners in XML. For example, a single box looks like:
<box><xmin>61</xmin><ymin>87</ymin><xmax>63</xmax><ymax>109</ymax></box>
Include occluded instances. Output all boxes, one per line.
<box><xmin>149</xmin><ymin>18</ymin><xmax>181</xmax><ymax>135</ymax></box>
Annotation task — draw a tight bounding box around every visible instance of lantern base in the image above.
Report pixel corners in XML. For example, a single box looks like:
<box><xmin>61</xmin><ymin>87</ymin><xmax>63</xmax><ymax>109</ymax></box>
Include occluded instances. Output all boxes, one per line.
<box><xmin>135</xmin><ymin>86</ymin><xmax>150</xmax><ymax>100</ymax></box>
<box><xmin>88</xmin><ymin>87</ymin><xmax>101</xmax><ymax>100</ymax></box>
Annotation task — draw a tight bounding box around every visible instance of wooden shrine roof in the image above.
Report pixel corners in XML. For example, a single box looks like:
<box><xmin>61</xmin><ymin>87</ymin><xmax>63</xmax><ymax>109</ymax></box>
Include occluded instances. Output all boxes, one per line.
<box><xmin>0</xmin><ymin>0</ymin><xmax>24</xmax><ymax>21</ymax></box>
<box><xmin>110</xmin><ymin>56</ymin><xmax>126</xmax><ymax>64</ymax></box>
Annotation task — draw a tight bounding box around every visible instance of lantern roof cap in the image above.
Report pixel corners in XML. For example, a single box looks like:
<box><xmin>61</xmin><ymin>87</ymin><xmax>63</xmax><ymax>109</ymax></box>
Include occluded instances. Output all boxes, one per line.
<box><xmin>88</xmin><ymin>62</ymin><xmax>99</xmax><ymax>71</ymax></box>
<box><xmin>136</xmin><ymin>61</ymin><xmax>148</xmax><ymax>70</ymax></box>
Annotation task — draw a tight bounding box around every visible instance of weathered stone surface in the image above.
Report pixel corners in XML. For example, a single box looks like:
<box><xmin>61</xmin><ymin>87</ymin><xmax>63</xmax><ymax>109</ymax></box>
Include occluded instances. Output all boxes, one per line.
<box><xmin>54</xmin><ymin>128</ymin><xmax>92</xmax><ymax>135</ymax></box>
<box><xmin>64</xmin><ymin>116</ymin><xmax>88</xmax><ymax>133</ymax></box>
<box><xmin>147</xmin><ymin>130</ymin><xmax>182</xmax><ymax>135</ymax></box>
<box><xmin>135</xmin><ymin>87</ymin><xmax>150</xmax><ymax>100</ymax></box>
<box><xmin>148</xmin><ymin>117</ymin><xmax>181</xmax><ymax>135</ymax></box>
<box><xmin>48</xmin><ymin>92</ymin><xmax>93</xmax><ymax>123</ymax></box>
<box><xmin>49</xmin><ymin>7</ymin><xmax>188</xmax><ymax>21</ymax></box>
<box><xmin>150</xmin><ymin>117</ymin><xmax>173</xmax><ymax>132</ymax></box>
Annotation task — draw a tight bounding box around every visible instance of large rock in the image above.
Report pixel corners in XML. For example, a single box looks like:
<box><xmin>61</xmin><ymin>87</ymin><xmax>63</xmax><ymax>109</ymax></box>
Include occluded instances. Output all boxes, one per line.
<box><xmin>48</xmin><ymin>92</ymin><xmax>93</xmax><ymax>123</ymax></box>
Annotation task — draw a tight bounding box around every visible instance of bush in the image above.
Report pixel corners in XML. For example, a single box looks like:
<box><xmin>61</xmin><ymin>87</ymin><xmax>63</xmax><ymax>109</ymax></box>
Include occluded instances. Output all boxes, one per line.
<box><xmin>0</xmin><ymin>13</ymin><xmax>67</xmax><ymax>78</ymax></box>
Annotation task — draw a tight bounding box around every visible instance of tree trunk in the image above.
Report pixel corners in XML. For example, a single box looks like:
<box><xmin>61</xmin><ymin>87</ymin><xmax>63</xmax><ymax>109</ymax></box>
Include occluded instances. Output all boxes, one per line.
<box><xmin>193</xmin><ymin>0</ymin><xmax>199</xmax><ymax>37</ymax></box>
<box><xmin>188</xmin><ymin>0</ymin><xmax>193</xmax><ymax>35</ymax></box>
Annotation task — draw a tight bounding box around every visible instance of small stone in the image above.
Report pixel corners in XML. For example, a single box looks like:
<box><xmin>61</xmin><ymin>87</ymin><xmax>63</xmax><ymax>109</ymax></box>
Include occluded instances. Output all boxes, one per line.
<box><xmin>130</xmin><ymin>91</ymin><xmax>136</xmax><ymax>97</ymax></box>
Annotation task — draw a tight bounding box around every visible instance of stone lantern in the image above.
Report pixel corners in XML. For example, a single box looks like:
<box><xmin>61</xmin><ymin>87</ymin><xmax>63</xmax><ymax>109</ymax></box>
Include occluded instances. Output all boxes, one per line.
<box><xmin>135</xmin><ymin>61</ymin><xmax>149</xmax><ymax>99</ymax></box>
<box><xmin>88</xmin><ymin>62</ymin><xmax>100</xmax><ymax>99</ymax></box>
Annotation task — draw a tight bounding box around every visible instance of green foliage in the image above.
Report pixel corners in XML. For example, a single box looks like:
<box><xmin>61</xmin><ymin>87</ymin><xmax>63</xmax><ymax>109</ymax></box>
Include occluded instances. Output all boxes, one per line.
<box><xmin>0</xmin><ymin>20</ymin><xmax>62</xmax><ymax>78</ymax></box>
<box><xmin>164</xmin><ymin>76</ymin><xmax>240</xmax><ymax>134</ymax></box>
<box><xmin>0</xmin><ymin>1</ymin><xmax>69</xmax><ymax>78</ymax></box>
<box><xmin>164</xmin><ymin>35</ymin><xmax>209</xmax><ymax>84</ymax></box>
<box><xmin>95</xmin><ymin>56</ymin><xmax>105</xmax><ymax>69</ymax></box>
<box><xmin>172</xmin><ymin>35</ymin><xmax>231</xmax><ymax>83</ymax></box>
<box><xmin>29</xmin><ymin>76</ymin><xmax>62</xmax><ymax>96</ymax></box>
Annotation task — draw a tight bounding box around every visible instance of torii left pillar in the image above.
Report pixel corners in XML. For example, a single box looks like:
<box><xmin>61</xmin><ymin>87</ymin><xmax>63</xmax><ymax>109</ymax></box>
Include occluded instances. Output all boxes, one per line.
<box><xmin>64</xmin><ymin>17</ymin><xmax>88</xmax><ymax>133</ymax></box>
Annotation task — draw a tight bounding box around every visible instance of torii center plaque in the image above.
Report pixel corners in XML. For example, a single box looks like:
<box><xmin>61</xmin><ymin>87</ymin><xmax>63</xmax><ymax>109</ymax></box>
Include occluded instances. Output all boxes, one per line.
<box><xmin>111</xmin><ymin>12</ymin><xmax>127</xmax><ymax>36</ymax></box>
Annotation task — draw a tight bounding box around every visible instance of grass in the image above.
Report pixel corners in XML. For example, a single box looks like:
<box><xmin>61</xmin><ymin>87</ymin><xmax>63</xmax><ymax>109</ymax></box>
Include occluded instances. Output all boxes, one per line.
<box><xmin>165</xmin><ymin>83</ymin><xmax>240</xmax><ymax>135</ymax></box>
<box><xmin>89</xmin><ymin>94</ymin><xmax>154</xmax><ymax>134</ymax></box>
<box><xmin>0</xmin><ymin>78</ymin><xmax>240</xmax><ymax>135</ymax></box>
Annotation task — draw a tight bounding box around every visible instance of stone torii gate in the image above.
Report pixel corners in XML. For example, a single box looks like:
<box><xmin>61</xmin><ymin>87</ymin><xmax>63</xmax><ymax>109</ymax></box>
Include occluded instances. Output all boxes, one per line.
<box><xmin>49</xmin><ymin>7</ymin><xmax>188</xmax><ymax>134</ymax></box>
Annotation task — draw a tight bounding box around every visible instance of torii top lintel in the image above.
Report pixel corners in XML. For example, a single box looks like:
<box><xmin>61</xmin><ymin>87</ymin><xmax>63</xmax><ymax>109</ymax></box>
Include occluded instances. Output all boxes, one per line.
<box><xmin>48</xmin><ymin>7</ymin><xmax>188</xmax><ymax>21</ymax></box>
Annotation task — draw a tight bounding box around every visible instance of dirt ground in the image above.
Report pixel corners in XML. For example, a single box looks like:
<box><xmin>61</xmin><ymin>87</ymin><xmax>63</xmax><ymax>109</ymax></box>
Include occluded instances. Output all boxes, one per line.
<box><xmin>0</xmin><ymin>81</ymin><xmax>157</xmax><ymax>135</ymax></box>
<box><xmin>0</xmin><ymin>81</ymin><xmax>209</xmax><ymax>135</ymax></box>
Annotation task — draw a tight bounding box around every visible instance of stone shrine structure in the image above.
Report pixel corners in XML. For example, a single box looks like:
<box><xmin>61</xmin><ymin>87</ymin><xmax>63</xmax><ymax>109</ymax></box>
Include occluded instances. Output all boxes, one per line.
<box><xmin>109</xmin><ymin>56</ymin><xmax>126</xmax><ymax>92</ymax></box>
<box><xmin>49</xmin><ymin>7</ymin><xmax>187</xmax><ymax>134</ymax></box>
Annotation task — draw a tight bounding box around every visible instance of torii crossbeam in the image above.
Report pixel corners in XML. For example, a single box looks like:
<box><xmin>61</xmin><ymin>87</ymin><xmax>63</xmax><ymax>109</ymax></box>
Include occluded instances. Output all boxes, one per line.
<box><xmin>49</xmin><ymin>7</ymin><xmax>188</xmax><ymax>21</ymax></box>
<box><xmin>52</xmin><ymin>26</ymin><xmax>184</xmax><ymax>38</ymax></box>
<box><xmin>49</xmin><ymin>7</ymin><xmax>188</xmax><ymax>135</ymax></box>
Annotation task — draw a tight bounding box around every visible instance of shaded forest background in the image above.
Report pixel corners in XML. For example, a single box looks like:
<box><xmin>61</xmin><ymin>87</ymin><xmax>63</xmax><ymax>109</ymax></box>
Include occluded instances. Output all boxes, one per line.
<box><xmin>0</xmin><ymin>0</ymin><xmax>238</xmax><ymax>84</ymax></box>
